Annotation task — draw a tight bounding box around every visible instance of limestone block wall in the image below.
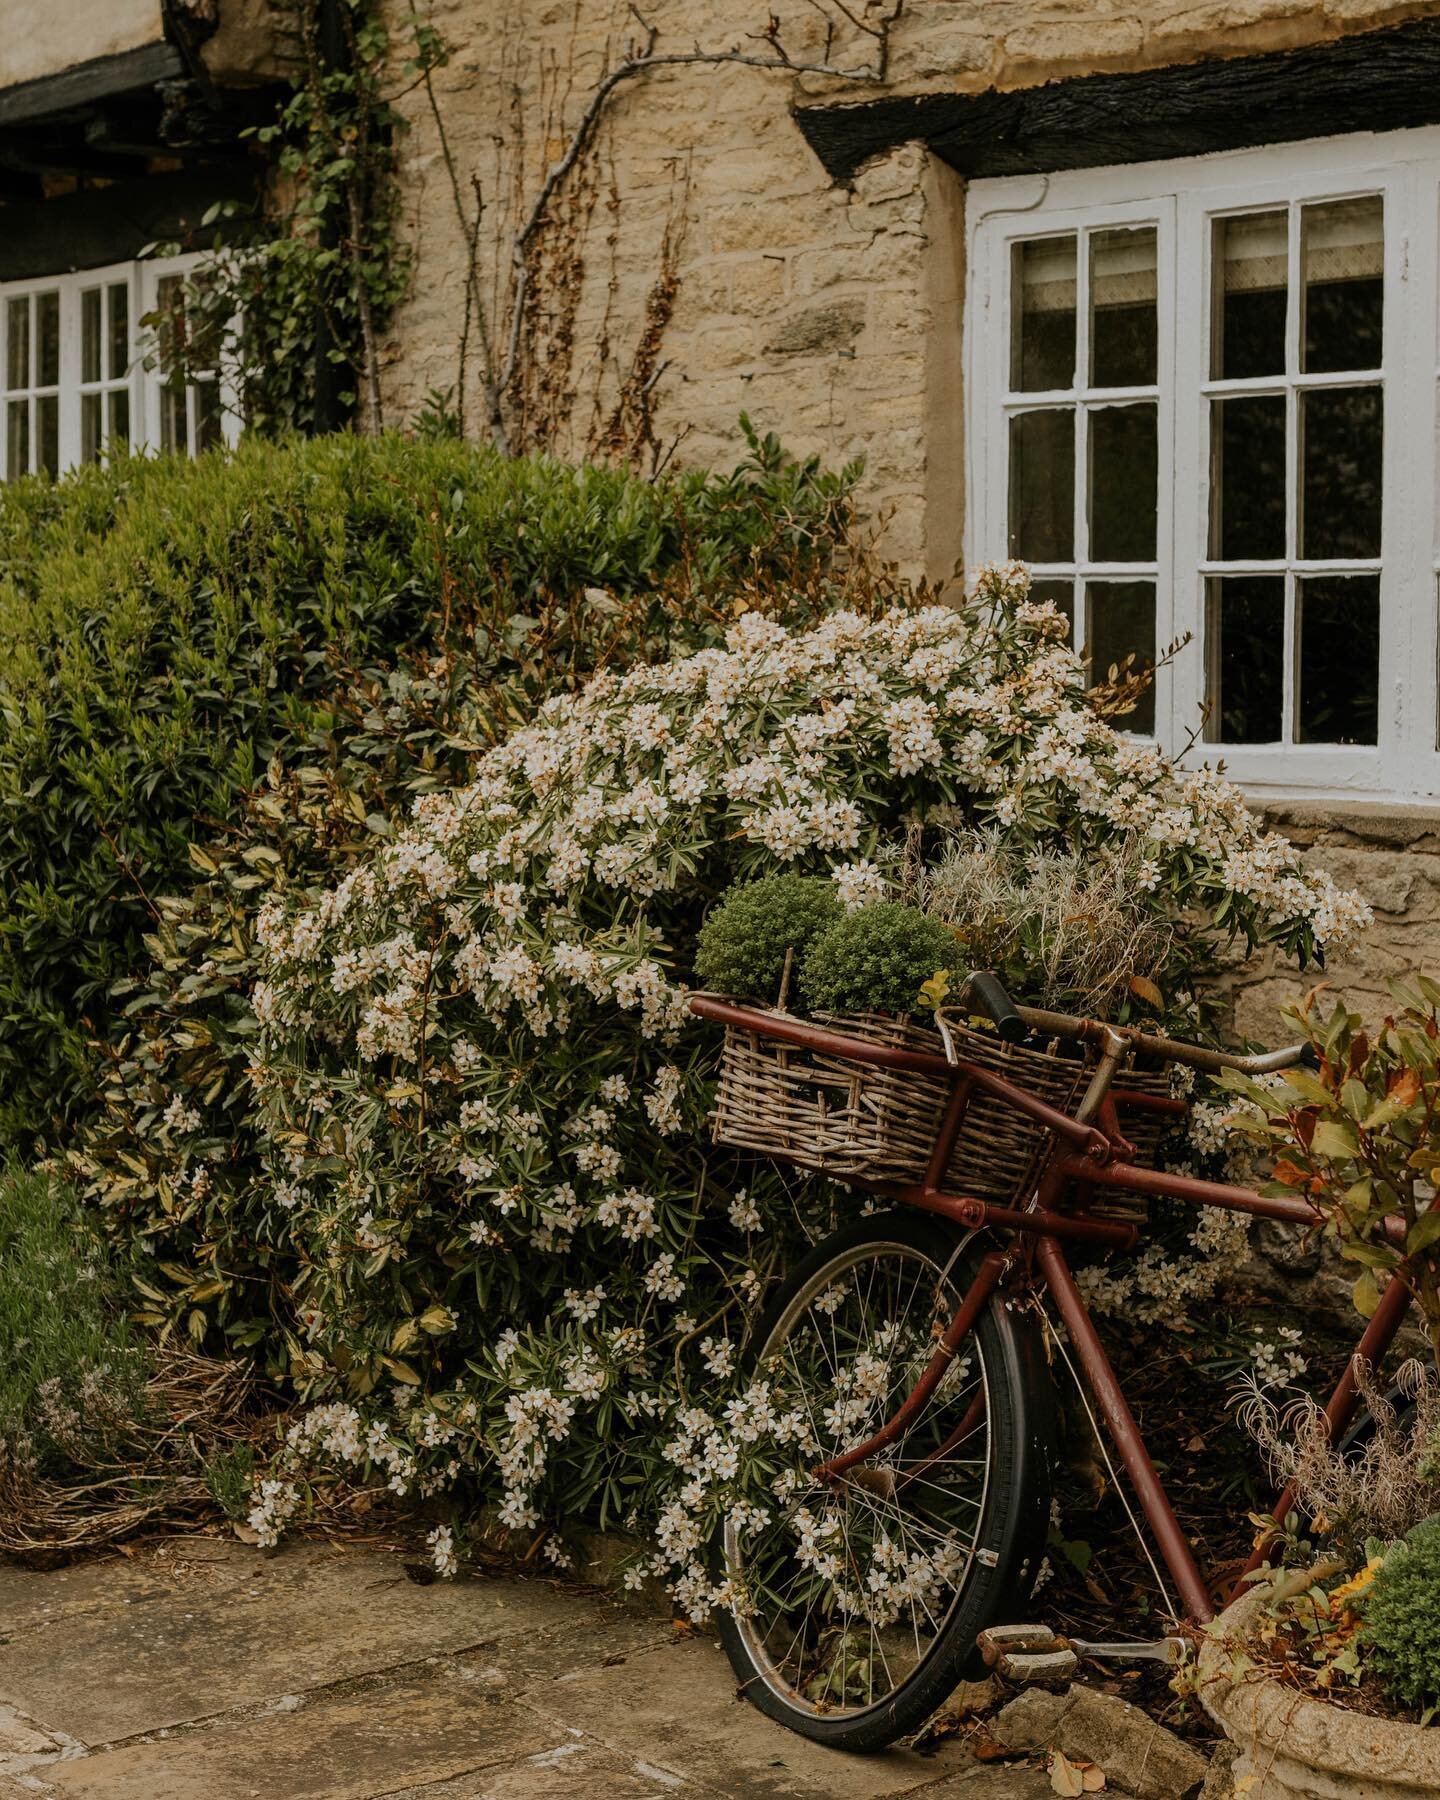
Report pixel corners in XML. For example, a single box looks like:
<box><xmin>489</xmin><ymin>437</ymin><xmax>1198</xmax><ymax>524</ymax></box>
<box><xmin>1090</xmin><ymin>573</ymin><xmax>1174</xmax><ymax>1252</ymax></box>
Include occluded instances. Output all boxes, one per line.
<box><xmin>381</xmin><ymin>0</ymin><xmax>1440</xmax><ymax>579</ymax></box>
<box><xmin>1223</xmin><ymin>806</ymin><xmax>1440</xmax><ymax>1039</ymax></box>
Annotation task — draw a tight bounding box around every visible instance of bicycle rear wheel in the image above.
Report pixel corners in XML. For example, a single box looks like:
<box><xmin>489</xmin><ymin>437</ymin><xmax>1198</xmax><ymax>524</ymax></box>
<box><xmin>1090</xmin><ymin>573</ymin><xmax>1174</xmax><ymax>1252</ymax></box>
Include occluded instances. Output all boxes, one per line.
<box><xmin>714</xmin><ymin>1211</ymin><xmax>1055</xmax><ymax>1751</ymax></box>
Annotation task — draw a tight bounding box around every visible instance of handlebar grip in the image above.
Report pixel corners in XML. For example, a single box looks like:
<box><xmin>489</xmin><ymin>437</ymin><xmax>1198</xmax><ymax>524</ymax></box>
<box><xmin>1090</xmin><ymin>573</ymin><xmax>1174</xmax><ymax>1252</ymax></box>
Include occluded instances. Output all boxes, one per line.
<box><xmin>968</xmin><ymin>971</ymin><xmax>1027</xmax><ymax>1045</ymax></box>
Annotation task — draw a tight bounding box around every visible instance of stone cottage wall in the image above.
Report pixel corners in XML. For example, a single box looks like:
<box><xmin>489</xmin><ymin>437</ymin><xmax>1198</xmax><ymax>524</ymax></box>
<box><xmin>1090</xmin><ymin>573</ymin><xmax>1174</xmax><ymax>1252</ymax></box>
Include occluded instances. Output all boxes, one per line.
<box><xmin>383</xmin><ymin>0</ymin><xmax>1440</xmax><ymax>1023</ymax></box>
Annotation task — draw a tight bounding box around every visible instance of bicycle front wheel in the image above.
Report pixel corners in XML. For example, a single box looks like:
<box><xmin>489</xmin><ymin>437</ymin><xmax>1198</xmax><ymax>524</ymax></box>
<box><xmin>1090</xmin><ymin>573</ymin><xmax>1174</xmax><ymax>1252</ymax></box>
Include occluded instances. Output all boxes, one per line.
<box><xmin>714</xmin><ymin>1211</ymin><xmax>1054</xmax><ymax>1751</ymax></box>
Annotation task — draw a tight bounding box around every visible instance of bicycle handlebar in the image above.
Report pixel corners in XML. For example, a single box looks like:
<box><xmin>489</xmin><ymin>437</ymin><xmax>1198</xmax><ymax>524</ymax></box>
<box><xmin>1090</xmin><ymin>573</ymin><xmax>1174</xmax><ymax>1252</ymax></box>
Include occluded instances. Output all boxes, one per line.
<box><xmin>955</xmin><ymin>972</ymin><xmax>1314</xmax><ymax>1078</ymax></box>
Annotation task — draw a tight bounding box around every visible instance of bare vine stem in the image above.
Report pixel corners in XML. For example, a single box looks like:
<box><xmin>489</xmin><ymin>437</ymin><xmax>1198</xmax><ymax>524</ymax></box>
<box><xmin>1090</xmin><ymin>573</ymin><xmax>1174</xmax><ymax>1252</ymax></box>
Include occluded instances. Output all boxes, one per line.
<box><xmin>491</xmin><ymin>1</ymin><xmax>901</xmax><ymax>426</ymax></box>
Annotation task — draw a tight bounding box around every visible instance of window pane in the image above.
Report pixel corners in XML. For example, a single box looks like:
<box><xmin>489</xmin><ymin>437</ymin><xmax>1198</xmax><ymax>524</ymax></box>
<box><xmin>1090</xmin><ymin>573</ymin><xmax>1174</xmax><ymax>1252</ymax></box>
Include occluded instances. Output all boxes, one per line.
<box><xmin>81</xmin><ymin>392</ymin><xmax>102</xmax><ymax>465</ymax></box>
<box><xmin>1011</xmin><ymin>236</ymin><xmax>1076</xmax><ymax>391</ymax></box>
<box><xmin>1297</xmin><ymin>574</ymin><xmax>1378</xmax><ymax>744</ymax></box>
<box><xmin>109</xmin><ymin>388</ymin><xmax>130</xmax><ymax>449</ymax></box>
<box><xmin>1212</xmin><ymin>210</ymin><xmax>1288</xmax><ymax>380</ymax></box>
<box><xmin>36</xmin><ymin>394</ymin><xmax>58</xmax><ymax>476</ymax></box>
<box><xmin>1302</xmin><ymin>195</ymin><xmax>1382</xmax><ymax>374</ymax></box>
<box><xmin>6</xmin><ymin>297</ymin><xmax>28</xmax><ymax>392</ymax></box>
<box><xmin>1090</xmin><ymin>226</ymin><xmax>1157</xmax><ymax>388</ymax></box>
<box><xmin>107</xmin><ymin>283</ymin><xmax>129</xmax><ymax>382</ymax></box>
<box><xmin>1086</xmin><ymin>580</ymin><xmax>1156</xmax><ymax>734</ymax></box>
<box><xmin>1301</xmin><ymin>386</ymin><xmax>1382</xmax><ymax>560</ymax></box>
<box><xmin>1008</xmin><ymin>409</ymin><xmax>1074</xmax><ymax>561</ymax></box>
<box><xmin>161</xmin><ymin>381</ymin><xmax>188</xmax><ymax>455</ymax></box>
<box><xmin>6</xmin><ymin>398</ymin><xmax>27</xmax><ymax>476</ymax></box>
<box><xmin>1028</xmin><ymin>577</ymin><xmax>1074</xmax><ymax>637</ymax></box>
<box><xmin>81</xmin><ymin>288</ymin><xmax>102</xmax><ymax>385</ymax></box>
<box><xmin>1210</xmin><ymin>394</ymin><xmax>1286</xmax><ymax>560</ymax></box>
<box><xmin>1206</xmin><ymin>575</ymin><xmax>1285</xmax><ymax>743</ymax></box>
<box><xmin>1088</xmin><ymin>402</ymin><xmax>1157</xmax><ymax>561</ymax></box>
<box><xmin>35</xmin><ymin>292</ymin><xmax>59</xmax><ymax>389</ymax></box>
<box><xmin>195</xmin><ymin>379</ymin><xmax>223</xmax><ymax>451</ymax></box>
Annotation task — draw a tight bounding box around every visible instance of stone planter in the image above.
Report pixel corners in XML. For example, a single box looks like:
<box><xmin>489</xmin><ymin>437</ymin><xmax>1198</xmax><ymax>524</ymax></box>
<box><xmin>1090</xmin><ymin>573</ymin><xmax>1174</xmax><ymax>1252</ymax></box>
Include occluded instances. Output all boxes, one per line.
<box><xmin>1198</xmin><ymin>1571</ymin><xmax>1440</xmax><ymax>1798</ymax></box>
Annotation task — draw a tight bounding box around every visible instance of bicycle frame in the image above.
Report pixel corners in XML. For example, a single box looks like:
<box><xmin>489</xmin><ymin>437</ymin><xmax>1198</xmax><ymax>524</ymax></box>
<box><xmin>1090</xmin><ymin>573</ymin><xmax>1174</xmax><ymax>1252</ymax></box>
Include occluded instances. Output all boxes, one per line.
<box><xmin>691</xmin><ymin>995</ymin><xmax>1417</xmax><ymax>1629</ymax></box>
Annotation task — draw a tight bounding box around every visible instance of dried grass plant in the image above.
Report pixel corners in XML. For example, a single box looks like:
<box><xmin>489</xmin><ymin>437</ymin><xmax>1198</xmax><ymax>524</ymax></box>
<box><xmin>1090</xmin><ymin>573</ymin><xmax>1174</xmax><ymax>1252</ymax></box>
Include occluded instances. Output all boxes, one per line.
<box><xmin>1237</xmin><ymin>1358</ymin><xmax>1440</xmax><ymax>1560</ymax></box>
<box><xmin>920</xmin><ymin>829</ymin><xmax>1175</xmax><ymax>1016</ymax></box>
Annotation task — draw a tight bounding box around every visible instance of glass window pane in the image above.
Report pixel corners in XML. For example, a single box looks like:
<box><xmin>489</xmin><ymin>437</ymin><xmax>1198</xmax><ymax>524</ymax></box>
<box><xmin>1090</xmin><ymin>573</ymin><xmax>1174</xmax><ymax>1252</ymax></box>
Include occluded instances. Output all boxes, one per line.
<box><xmin>161</xmin><ymin>381</ymin><xmax>188</xmax><ymax>455</ymax></box>
<box><xmin>109</xmin><ymin>388</ymin><xmax>130</xmax><ymax>449</ymax></box>
<box><xmin>81</xmin><ymin>288</ymin><xmax>102</xmax><ymax>385</ymax></box>
<box><xmin>1088</xmin><ymin>402</ymin><xmax>1157</xmax><ymax>561</ymax></box>
<box><xmin>1028</xmin><ymin>577</ymin><xmax>1074</xmax><ymax>638</ymax></box>
<box><xmin>1011</xmin><ymin>236</ymin><xmax>1076</xmax><ymax>392</ymax></box>
<box><xmin>107</xmin><ymin>282</ymin><xmax>129</xmax><ymax>382</ymax></box>
<box><xmin>1008</xmin><ymin>409</ymin><xmax>1074</xmax><ymax>561</ymax></box>
<box><xmin>1090</xmin><ymin>226</ymin><xmax>1157</xmax><ymax>388</ymax></box>
<box><xmin>1301</xmin><ymin>386</ymin><xmax>1382</xmax><ymax>560</ymax></box>
<box><xmin>1212</xmin><ymin>210</ymin><xmax>1288</xmax><ymax>380</ymax></box>
<box><xmin>35</xmin><ymin>292</ymin><xmax>58</xmax><ymax>389</ymax></box>
<box><xmin>80</xmin><ymin>392</ymin><xmax>102</xmax><ymax>465</ymax></box>
<box><xmin>6</xmin><ymin>297</ymin><xmax>28</xmax><ymax>392</ymax></box>
<box><xmin>1210</xmin><ymin>394</ymin><xmax>1286</xmax><ymax>561</ymax></box>
<box><xmin>1303</xmin><ymin>195</ymin><xmax>1382</xmax><ymax>374</ymax></box>
<box><xmin>1086</xmin><ymin>580</ymin><xmax>1156</xmax><ymax>734</ymax></box>
<box><xmin>6</xmin><ymin>398</ymin><xmax>27</xmax><ymax>476</ymax></box>
<box><xmin>195</xmin><ymin>379</ymin><xmax>223</xmax><ymax>452</ymax></box>
<box><xmin>1297</xmin><ymin>574</ymin><xmax>1378</xmax><ymax>744</ymax></box>
<box><xmin>36</xmin><ymin>394</ymin><xmax>57</xmax><ymax>476</ymax></box>
<box><xmin>1206</xmin><ymin>575</ymin><xmax>1285</xmax><ymax>743</ymax></box>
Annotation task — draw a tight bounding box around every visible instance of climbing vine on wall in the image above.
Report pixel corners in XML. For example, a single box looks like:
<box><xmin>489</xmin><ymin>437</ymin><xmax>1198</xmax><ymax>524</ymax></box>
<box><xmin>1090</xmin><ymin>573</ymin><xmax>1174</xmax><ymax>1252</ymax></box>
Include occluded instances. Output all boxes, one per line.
<box><xmin>154</xmin><ymin>0</ymin><xmax>447</xmax><ymax>437</ymax></box>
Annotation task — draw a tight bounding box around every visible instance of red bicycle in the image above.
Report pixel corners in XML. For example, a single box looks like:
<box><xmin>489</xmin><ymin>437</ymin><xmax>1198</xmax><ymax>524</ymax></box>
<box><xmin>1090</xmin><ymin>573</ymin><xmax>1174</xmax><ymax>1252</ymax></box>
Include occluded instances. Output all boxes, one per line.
<box><xmin>689</xmin><ymin>974</ymin><xmax>1414</xmax><ymax>1751</ymax></box>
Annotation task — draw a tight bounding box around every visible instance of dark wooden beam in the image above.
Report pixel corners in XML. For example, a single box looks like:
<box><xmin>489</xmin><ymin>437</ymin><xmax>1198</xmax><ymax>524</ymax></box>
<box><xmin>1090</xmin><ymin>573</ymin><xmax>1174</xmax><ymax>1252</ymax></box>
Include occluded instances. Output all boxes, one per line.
<box><xmin>0</xmin><ymin>42</ymin><xmax>183</xmax><ymax>130</ymax></box>
<box><xmin>794</xmin><ymin>18</ymin><xmax>1440</xmax><ymax>184</ymax></box>
<box><xmin>0</xmin><ymin>169</ymin><xmax>259</xmax><ymax>283</ymax></box>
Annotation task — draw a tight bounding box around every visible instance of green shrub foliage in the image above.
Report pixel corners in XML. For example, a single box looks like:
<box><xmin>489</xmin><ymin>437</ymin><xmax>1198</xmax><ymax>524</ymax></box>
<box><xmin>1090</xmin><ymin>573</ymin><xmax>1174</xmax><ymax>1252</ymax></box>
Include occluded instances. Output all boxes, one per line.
<box><xmin>799</xmin><ymin>902</ymin><xmax>961</xmax><ymax>1015</ymax></box>
<box><xmin>693</xmin><ymin>875</ymin><xmax>841</xmax><ymax>1000</ymax></box>
<box><xmin>0</xmin><ymin>424</ymin><xmax>857</xmax><ymax>1144</ymax></box>
<box><xmin>1362</xmin><ymin>1513</ymin><xmax>1440</xmax><ymax>1709</ymax></box>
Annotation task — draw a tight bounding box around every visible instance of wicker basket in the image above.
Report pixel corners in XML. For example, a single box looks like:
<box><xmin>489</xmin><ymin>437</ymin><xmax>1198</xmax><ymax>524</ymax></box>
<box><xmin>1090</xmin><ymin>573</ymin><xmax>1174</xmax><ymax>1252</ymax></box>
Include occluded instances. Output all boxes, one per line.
<box><xmin>710</xmin><ymin>1007</ymin><xmax>1095</xmax><ymax>1197</ymax></box>
<box><xmin>709</xmin><ymin>1009</ymin><xmax>951</xmax><ymax>1183</ymax></box>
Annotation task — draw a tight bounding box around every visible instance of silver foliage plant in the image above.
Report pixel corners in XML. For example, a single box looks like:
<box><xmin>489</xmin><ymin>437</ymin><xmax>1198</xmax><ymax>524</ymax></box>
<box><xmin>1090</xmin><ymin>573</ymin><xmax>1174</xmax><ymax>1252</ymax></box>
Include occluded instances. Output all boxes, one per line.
<box><xmin>242</xmin><ymin>565</ymin><xmax>1370</xmax><ymax>1592</ymax></box>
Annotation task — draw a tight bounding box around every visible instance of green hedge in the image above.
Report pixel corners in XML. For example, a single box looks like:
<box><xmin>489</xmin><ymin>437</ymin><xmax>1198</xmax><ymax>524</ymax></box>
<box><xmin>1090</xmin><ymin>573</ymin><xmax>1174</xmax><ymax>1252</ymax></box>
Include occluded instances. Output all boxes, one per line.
<box><xmin>0</xmin><ymin>427</ymin><xmax>857</xmax><ymax>1144</ymax></box>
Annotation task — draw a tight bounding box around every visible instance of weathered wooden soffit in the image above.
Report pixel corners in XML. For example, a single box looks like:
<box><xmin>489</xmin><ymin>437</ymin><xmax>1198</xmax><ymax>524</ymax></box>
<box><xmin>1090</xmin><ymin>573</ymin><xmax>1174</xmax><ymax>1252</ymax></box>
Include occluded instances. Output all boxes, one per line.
<box><xmin>794</xmin><ymin>18</ymin><xmax>1440</xmax><ymax>183</ymax></box>
<box><xmin>0</xmin><ymin>0</ymin><xmax>281</xmax><ymax>203</ymax></box>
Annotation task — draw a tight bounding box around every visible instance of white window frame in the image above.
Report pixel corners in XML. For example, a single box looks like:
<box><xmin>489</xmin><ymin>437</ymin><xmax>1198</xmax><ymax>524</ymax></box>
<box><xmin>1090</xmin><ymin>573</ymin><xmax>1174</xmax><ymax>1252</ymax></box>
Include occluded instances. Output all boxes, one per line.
<box><xmin>0</xmin><ymin>252</ymin><xmax>240</xmax><ymax>481</ymax></box>
<box><xmin>965</xmin><ymin>126</ymin><xmax>1440</xmax><ymax>805</ymax></box>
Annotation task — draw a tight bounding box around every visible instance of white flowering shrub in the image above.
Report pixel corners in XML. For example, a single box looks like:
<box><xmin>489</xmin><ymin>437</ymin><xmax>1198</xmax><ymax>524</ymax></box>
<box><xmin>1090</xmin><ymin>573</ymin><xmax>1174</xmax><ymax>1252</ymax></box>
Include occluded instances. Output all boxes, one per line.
<box><xmin>236</xmin><ymin>564</ymin><xmax>1369</xmax><ymax>1586</ymax></box>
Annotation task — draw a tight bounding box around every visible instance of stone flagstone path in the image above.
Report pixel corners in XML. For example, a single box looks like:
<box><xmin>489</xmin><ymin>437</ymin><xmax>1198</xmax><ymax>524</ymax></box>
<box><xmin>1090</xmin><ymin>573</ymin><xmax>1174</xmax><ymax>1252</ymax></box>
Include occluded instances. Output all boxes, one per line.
<box><xmin>0</xmin><ymin>1537</ymin><xmax>1057</xmax><ymax>1799</ymax></box>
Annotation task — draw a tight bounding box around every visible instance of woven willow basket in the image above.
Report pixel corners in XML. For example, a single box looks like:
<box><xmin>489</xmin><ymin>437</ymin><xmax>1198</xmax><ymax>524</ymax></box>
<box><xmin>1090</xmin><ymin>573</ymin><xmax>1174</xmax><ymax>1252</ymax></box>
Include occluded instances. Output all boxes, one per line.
<box><xmin>711</xmin><ymin>1008</ymin><xmax>1092</xmax><ymax>1197</ymax></box>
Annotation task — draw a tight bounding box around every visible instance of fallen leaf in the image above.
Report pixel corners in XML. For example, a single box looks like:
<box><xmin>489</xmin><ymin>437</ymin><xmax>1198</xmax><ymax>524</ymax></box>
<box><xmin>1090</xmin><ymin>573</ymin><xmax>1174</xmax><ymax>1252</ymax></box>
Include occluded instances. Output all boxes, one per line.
<box><xmin>231</xmin><ymin>1520</ymin><xmax>261</xmax><ymax>1545</ymax></box>
<box><xmin>1050</xmin><ymin>1750</ymin><xmax>1085</xmax><ymax>1796</ymax></box>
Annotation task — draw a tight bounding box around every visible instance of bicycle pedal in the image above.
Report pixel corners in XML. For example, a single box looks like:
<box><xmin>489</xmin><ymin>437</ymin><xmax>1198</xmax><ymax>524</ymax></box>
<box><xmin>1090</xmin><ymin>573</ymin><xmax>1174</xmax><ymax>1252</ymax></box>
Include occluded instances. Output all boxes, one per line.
<box><xmin>977</xmin><ymin>1623</ymin><xmax>1078</xmax><ymax>1681</ymax></box>
<box><xmin>977</xmin><ymin>1622</ymin><xmax>1067</xmax><ymax>1663</ymax></box>
<box><xmin>995</xmin><ymin>1647</ymin><xmax>1080</xmax><ymax>1683</ymax></box>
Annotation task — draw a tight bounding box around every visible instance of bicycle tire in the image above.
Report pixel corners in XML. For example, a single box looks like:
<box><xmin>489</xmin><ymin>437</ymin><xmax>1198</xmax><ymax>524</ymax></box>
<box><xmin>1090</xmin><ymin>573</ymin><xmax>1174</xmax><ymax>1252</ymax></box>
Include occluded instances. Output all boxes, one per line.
<box><xmin>713</xmin><ymin>1210</ymin><xmax>1056</xmax><ymax>1752</ymax></box>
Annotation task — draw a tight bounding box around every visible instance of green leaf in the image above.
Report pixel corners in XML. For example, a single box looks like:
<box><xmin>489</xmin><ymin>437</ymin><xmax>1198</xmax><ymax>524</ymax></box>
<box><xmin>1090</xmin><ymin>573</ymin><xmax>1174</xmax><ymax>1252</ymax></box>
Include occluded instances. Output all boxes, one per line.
<box><xmin>1408</xmin><ymin>1209</ymin><xmax>1440</xmax><ymax>1256</ymax></box>
<box><xmin>1353</xmin><ymin>1269</ymin><xmax>1380</xmax><ymax>1319</ymax></box>
<box><xmin>1311</xmin><ymin>1120</ymin><xmax>1361</xmax><ymax>1160</ymax></box>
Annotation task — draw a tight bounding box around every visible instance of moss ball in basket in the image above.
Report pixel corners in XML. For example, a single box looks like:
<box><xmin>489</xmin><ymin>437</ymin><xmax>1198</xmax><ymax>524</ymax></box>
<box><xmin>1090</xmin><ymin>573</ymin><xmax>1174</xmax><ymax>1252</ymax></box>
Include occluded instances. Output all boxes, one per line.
<box><xmin>693</xmin><ymin>874</ymin><xmax>841</xmax><ymax>1002</ymax></box>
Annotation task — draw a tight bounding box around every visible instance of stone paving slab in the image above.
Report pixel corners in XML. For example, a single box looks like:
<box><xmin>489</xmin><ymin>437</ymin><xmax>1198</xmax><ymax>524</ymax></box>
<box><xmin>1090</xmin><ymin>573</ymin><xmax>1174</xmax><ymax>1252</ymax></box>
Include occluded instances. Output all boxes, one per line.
<box><xmin>0</xmin><ymin>1544</ymin><xmax>578</xmax><ymax>1746</ymax></box>
<box><xmin>0</xmin><ymin>1536</ymin><xmax>1083</xmax><ymax>1799</ymax></box>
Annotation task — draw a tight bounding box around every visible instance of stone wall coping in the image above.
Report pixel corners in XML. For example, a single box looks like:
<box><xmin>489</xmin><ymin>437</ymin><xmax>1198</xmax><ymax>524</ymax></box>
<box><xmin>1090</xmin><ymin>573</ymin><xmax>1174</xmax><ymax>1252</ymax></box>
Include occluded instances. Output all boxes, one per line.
<box><xmin>1255</xmin><ymin>798</ymin><xmax>1440</xmax><ymax>852</ymax></box>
